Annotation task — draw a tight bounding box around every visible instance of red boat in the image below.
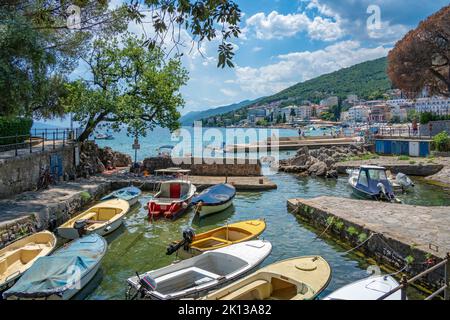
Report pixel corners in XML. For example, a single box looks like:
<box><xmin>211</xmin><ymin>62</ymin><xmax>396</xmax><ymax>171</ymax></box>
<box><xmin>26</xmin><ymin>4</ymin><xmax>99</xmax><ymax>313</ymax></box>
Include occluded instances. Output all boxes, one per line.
<box><xmin>148</xmin><ymin>180</ymin><xmax>197</xmax><ymax>220</ymax></box>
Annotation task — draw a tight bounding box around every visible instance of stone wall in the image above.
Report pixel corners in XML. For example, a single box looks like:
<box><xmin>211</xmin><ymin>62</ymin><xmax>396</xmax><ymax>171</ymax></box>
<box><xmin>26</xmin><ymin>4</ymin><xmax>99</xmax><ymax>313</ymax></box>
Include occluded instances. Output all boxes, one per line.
<box><xmin>0</xmin><ymin>144</ymin><xmax>78</xmax><ymax>199</ymax></box>
<box><xmin>142</xmin><ymin>156</ymin><xmax>262</xmax><ymax>176</ymax></box>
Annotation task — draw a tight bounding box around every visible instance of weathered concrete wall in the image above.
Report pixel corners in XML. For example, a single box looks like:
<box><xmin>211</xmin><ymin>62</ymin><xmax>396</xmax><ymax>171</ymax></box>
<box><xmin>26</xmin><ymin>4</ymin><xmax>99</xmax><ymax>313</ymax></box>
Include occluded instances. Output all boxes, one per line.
<box><xmin>419</xmin><ymin>120</ymin><xmax>450</xmax><ymax>136</ymax></box>
<box><xmin>0</xmin><ymin>144</ymin><xmax>78</xmax><ymax>199</ymax></box>
<box><xmin>142</xmin><ymin>157</ymin><xmax>262</xmax><ymax>176</ymax></box>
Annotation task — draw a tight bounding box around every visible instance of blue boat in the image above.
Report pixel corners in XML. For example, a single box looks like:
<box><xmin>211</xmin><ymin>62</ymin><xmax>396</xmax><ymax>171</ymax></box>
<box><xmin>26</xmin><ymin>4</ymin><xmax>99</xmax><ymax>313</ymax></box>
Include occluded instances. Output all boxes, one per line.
<box><xmin>348</xmin><ymin>165</ymin><xmax>399</xmax><ymax>202</ymax></box>
<box><xmin>101</xmin><ymin>186</ymin><xmax>142</xmax><ymax>206</ymax></box>
<box><xmin>3</xmin><ymin>234</ymin><xmax>107</xmax><ymax>300</ymax></box>
<box><xmin>192</xmin><ymin>183</ymin><xmax>236</xmax><ymax>217</ymax></box>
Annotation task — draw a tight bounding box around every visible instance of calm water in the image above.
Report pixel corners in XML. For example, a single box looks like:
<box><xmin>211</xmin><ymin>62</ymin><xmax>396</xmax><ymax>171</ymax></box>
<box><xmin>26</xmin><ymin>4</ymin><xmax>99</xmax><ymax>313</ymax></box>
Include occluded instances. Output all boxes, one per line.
<box><xmin>93</xmin><ymin>126</ymin><xmax>328</xmax><ymax>161</ymax></box>
<box><xmin>83</xmin><ymin>170</ymin><xmax>450</xmax><ymax>300</ymax></box>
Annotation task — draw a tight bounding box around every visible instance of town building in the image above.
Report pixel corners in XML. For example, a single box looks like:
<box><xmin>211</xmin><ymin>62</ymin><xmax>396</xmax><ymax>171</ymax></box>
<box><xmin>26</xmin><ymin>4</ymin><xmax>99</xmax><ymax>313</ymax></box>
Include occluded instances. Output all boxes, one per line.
<box><xmin>414</xmin><ymin>97</ymin><xmax>450</xmax><ymax>116</ymax></box>
<box><xmin>348</xmin><ymin>105</ymin><xmax>370</xmax><ymax>123</ymax></box>
<box><xmin>368</xmin><ymin>104</ymin><xmax>391</xmax><ymax>123</ymax></box>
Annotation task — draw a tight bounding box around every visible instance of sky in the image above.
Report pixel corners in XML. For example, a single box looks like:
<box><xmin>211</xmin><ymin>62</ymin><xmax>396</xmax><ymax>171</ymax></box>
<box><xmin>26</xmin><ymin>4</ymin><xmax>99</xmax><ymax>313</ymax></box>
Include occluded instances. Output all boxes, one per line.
<box><xmin>51</xmin><ymin>0</ymin><xmax>448</xmax><ymax>126</ymax></box>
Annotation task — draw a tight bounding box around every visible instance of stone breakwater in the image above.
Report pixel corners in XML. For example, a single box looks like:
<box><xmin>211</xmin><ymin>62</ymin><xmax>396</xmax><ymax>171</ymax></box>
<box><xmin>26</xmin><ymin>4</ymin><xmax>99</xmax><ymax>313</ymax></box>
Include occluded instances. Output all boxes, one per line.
<box><xmin>277</xmin><ymin>145</ymin><xmax>368</xmax><ymax>178</ymax></box>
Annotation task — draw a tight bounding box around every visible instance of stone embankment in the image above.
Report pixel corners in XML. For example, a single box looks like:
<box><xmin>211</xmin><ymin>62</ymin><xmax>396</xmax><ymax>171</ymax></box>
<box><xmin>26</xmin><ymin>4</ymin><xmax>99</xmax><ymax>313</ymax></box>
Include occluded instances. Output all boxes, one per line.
<box><xmin>277</xmin><ymin>145</ymin><xmax>368</xmax><ymax>178</ymax></box>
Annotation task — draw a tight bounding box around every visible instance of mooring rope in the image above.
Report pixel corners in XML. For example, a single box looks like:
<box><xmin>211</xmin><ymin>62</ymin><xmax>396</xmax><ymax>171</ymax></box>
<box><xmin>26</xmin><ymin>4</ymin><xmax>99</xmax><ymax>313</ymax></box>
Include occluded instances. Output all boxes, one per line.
<box><xmin>310</xmin><ymin>216</ymin><xmax>335</xmax><ymax>243</ymax></box>
<box><xmin>342</xmin><ymin>232</ymin><xmax>377</xmax><ymax>254</ymax></box>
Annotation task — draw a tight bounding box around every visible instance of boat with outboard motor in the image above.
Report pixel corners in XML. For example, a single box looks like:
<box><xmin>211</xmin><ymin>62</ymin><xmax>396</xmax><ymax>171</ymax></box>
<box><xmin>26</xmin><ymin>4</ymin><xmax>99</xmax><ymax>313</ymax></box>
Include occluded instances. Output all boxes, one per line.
<box><xmin>166</xmin><ymin>219</ymin><xmax>266</xmax><ymax>259</ymax></box>
<box><xmin>348</xmin><ymin>165</ymin><xmax>400</xmax><ymax>202</ymax></box>
<box><xmin>126</xmin><ymin>240</ymin><xmax>272</xmax><ymax>300</ymax></box>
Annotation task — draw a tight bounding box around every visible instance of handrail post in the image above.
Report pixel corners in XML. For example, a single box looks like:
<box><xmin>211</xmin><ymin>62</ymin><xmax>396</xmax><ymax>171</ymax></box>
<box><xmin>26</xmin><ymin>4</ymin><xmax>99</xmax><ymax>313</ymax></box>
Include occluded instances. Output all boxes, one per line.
<box><xmin>29</xmin><ymin>132</ymin><xmax>32</xmax><ymax>153</ymax></box>
<box><xmin>42</xmin><ymin>133</ymin><xmax>45</xmax><ymax>152</ymax></box>
<box><xmin>53</xmin><ymin>132</ymin><xmax>55</xmax><ymax>149</ymax></box>
<box><xmin>445</xmin><ymin>252</ymin><xmax>450</xmax><ymax>300</ymax></box>
<box><xmin>401</xmin><ymin>275</ymin><xmax>408</xmax><ymax>300</ymax></box>
<box><xmin>15</xmin><ymin>133</ymin><xmax>18</xmax><ymax>156</ymax></box>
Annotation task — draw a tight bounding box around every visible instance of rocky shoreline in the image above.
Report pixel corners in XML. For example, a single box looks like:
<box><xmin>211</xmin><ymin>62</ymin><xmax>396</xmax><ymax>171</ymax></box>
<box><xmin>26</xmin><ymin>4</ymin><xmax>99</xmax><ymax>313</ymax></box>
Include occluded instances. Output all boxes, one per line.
<box><xmin>77</xmin><ymin>141</ymin><xmax>132</xmax><ymax>177</ymax></box>
<box><xmin>277</xmin><ymin>145</ymin><xmax>369</xmax><ymax>178</ymax></box>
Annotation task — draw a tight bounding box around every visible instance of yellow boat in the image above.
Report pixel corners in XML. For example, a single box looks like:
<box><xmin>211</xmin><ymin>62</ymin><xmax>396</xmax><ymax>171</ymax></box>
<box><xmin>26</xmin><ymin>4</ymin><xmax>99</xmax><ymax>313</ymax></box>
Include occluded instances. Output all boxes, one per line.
<box><xmin>57</xmin><ymin>199</ymin><xmax>130</xmax><ymax>239</ymax></box>
<box><xmin>168</xmin><ymin>219</ymin><xmax>266</xmax><ymax>259</ymax></box>
<box><xmin>203</xmin><ymin>256</ymin><xmax>331</xmax><ymax>300</ymax></box>
<box><xmin>0</xmin><ymin>231</ymin><xmax>57</xmax><ymax>291</ymax></box>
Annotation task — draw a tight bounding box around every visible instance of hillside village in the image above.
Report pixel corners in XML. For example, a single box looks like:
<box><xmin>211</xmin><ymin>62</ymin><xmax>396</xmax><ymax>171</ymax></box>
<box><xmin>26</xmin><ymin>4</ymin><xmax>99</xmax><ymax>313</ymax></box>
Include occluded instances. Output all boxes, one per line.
<box><xmin>201</xmin><ymin>88</ymin><xmax>450</xmax><ymax>128</ymax></box>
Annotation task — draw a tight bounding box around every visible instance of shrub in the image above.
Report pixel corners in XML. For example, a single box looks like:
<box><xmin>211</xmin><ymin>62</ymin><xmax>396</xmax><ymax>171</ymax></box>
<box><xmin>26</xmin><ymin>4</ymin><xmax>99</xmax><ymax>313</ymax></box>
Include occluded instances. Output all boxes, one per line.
<box><xmin>358</xmin><ymin>233</ymin><xmax>368</xmax><ymax>243</ymax></box>
<box><xmin>80</xmin><ymin>191</ymin><xmax>91</xmax><ymax>201</ymax></box>
<box><xmin>398</xmin><ymin>155</ymin><xmax>410</xmax><ymax>161</ymax></box>
<box><xmin>432</xmin><ymin>131</ymin><xmax>450</xmax><ymax>152</ymax></box>
<box><xmin>409</xmin><ymin>160</ymin><xmax>416</xmax><ymax>164</ymax></box>
<box><xmin>0</xmin><ymin>117</ymin><xmax>33</xmax><ymax>145</ymax></box>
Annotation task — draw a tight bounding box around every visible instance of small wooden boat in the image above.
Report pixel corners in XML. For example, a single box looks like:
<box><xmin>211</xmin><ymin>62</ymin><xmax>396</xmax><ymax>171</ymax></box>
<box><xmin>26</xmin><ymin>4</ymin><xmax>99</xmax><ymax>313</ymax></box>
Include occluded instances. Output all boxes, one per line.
<box><xmin>148</xmin><ymin>180</ymin><xmax>196</xmax><ymax>220</ymax></box>
<box><xmin>126</xmin><ymin>240</ymin><xmax>272</xmax><ymax>300</ymax></box>
<box><xmin>167</xmin><ymin>219</ymin><xmax>266</xmax><ymax>259</ymax></box>
<box><xmin>101</xmin><ymin>186</ymin><xmax>142</xmax><ymax>206</ymax></box>
<box><xmin>0</xmin><ymin>231</ymin><xmax>57</xmax><ymax>292</ymax></box>
<box><xmin>203</xmin><ymin>256</ymin><xmax>331</xmax><ymax>300</ymax></box>
<box><xmin>3</xmin><ymin>234</ymin><xmax>107</xmax><ymax>300</ymax></box>
<box><xmin>348</xmin><ymin>165</ymin><xmax>399</xmax><ymax>202</ymax></box>
<box><xmin>322</xmin><ymin>275</ymin><xmax>401</xmax><ymax>300</ymax></box>
<box><xmin>192</xmin><ymin>183</ymin><xmax>236</xmax><ymax>217</ymax></box>
<box><xmin>57</xmin><ymin>199</ymin><xmax>130</xmax><ymax>239</ymax></box>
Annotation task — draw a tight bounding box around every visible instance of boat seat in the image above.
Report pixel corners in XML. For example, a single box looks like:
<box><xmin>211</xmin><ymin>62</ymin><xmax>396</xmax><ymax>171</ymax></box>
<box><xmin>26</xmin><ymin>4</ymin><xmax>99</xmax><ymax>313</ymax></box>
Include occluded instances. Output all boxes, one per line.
<box><xmin>220</xmin><ymin>279</ymin><xmax>271</xmax><ymax>300</ymax></box>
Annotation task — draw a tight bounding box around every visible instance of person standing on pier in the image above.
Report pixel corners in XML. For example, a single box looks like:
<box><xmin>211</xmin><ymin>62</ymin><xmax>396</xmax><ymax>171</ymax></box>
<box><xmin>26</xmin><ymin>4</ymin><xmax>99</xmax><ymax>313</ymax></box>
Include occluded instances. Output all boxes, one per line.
<box><xmin>412</xmin><ymin>119</ymin><xmax>418</xmax><ymax>136</ymax></box>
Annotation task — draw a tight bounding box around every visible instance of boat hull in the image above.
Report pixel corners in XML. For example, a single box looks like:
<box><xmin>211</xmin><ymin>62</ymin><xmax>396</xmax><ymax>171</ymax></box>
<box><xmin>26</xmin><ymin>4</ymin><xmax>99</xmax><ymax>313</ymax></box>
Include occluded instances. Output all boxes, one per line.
<box><xmin>57</xmin><ymin>199</ymin><xmax>130</xmax><ymax>240</ymax></box>
<box><xmin>195</xmin><ymin>198</ymin><xmax>233</xmax><ymax>218</ymax></box>
<box><xmin>3</xmin><ymin>234</ymin><xmax>107</xmax><ymax>300</ymax></box>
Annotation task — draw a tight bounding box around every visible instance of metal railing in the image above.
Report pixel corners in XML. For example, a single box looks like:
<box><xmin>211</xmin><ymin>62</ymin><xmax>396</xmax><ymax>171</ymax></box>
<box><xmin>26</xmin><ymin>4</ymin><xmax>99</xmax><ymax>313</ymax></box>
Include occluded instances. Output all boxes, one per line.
<box><xmin>375</xmin><ymin>126</ymin><xmax>434</xmax><ymax>139</ymax></box>
<box><xmin>377</xmin><ymin>253</ymin><xmax>450</xmax><ymax>300</ymax></box>
<box><xmin>0</xmin><ymin>128</ymin><xmax>82</xmax><ymax>156</ymax></box>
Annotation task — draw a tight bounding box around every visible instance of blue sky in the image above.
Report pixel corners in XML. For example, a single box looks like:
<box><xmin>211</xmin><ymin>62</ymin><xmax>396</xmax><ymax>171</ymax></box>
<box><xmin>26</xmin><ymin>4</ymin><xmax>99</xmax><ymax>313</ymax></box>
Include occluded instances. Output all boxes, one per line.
<box><xmin>173</xmin><ymin>0</ymin><xmax>449</xmax><ymax>114</ymax></box>
<box><xmin>50</xmin><ymin>0</ymin><xmax>448</xmax><ymax>126</ymax></box>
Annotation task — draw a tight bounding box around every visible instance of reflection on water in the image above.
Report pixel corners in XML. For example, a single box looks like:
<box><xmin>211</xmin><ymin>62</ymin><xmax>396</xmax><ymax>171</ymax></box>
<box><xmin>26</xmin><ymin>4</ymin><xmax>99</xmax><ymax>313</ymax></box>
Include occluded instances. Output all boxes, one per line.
<box><xmin>86</xmin><ymin>172</ymin><xmax>449</xmax><ymax>300</ymax></box>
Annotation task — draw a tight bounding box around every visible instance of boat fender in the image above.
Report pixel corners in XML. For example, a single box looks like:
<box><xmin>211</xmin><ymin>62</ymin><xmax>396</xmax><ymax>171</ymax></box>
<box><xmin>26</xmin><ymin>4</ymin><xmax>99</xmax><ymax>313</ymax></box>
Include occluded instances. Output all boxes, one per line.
<box><xmin>104</xmin><ymin>225</ymin><xmax>111</xmax><ymax>232</ymax></box>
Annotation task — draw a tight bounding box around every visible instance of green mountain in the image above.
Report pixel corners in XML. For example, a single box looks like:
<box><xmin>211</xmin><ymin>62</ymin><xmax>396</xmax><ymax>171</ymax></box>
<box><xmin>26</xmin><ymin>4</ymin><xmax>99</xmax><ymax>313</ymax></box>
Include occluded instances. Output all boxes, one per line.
<box><xmin>192</xmin><ymin>57</ymin><xmax>392</xmax><ymax>125</ymax></box>
<box><xmin>257</xmin><ymin>56</ymin><xmax>391</xmax><ymax>106</ymax></box>
<box><xmin>180</xmin><ymin>99</ymin><xmax>261</xmax><ymax>125</ymax></box>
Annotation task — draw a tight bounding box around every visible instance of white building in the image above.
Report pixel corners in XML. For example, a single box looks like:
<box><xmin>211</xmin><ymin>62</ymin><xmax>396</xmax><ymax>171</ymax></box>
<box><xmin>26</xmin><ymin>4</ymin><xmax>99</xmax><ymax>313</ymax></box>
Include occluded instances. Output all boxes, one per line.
<box><xmin>297</xmin><ymin>105</ymin><xmax>312</xmax><ymax>120</ymax></box>
<box><xmin>348</xmin><ymin>105</ymin><xmax>370</xmax><ymax>123</ymax></box>
<box><xmin>414</xmin><ymin>97</ymin><xmax>450</xmax><ymax>116</ymax></box>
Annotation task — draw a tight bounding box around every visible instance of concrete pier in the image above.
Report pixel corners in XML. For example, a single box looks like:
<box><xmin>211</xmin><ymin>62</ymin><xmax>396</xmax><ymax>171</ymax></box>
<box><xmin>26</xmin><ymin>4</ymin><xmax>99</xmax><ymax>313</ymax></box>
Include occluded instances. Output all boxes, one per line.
<box><xmin>288</xmin><ymin>196</ymin><xmax>449</xmax><ymax>288</ymax></box>
<box><xmin>226</xmin><ymin>137</ymin><xmax>359</xmax><ymax>152</ymax></box>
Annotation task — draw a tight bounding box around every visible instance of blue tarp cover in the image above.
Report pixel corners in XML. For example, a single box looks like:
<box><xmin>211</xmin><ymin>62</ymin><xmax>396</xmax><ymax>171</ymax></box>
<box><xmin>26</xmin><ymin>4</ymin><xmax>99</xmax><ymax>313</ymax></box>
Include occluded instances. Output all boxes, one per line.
<box><xmin>192</xmin><ymin>183</ymin><xmax>236</xmax><ymax>206</ymax></box>
<box><xmin>3</xmin><ymin>234</ymin><xmax>106</xmax><ymax>299</ymax></box>
<box><xmin>102</xmin><ymin>186</ymin><xmax>141</xmax><ymax>201</ymax></box>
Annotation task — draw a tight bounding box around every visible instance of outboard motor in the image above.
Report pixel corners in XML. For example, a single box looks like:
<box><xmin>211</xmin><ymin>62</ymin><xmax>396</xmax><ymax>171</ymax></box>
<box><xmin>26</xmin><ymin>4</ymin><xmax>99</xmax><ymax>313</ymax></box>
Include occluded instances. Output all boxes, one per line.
<box><xmin>74</xmin><ymin>219</ymin><xmax>88</xmax><ymax>237</ymax></box>
<box><xmin>166</xmin><ymin>228</ymin><xmax>195</xmax><ymax>255</ymax></box>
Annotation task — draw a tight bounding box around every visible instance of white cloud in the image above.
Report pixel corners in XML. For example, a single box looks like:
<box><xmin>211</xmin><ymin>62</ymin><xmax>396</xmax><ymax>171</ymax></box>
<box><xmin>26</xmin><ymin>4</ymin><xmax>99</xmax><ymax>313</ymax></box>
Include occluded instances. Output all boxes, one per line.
<box><xmin>220</xmin><ymin>88</ymin><xmax>239</xmax><ymax>97</ymax></box>
<box><xmin>367</xmin><ymin>20</ymin><xmax>410</xmax><ymax>45</ymax></box>
<box><xmin>244</xmin><ymin>10</ymin><xmax>344</xmax><ymax>42</ymax></box>
<box><xmin>232</xmin><ymin>41</ymin><xmax>389</xmax><ymax>96</ymax></box>
<box><xmin>252</xmin><ymin>46</ymin><xmax>263</xmax><ymax>52</ymax></box>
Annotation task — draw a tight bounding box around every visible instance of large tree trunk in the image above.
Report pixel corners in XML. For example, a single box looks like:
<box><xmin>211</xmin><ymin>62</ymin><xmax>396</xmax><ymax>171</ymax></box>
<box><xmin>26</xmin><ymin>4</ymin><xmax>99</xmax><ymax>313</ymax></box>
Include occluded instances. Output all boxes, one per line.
<box><xmin>76</xmin><ymin>112</ymin><xmax>108</xmax><ymax>142</ymax></box>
